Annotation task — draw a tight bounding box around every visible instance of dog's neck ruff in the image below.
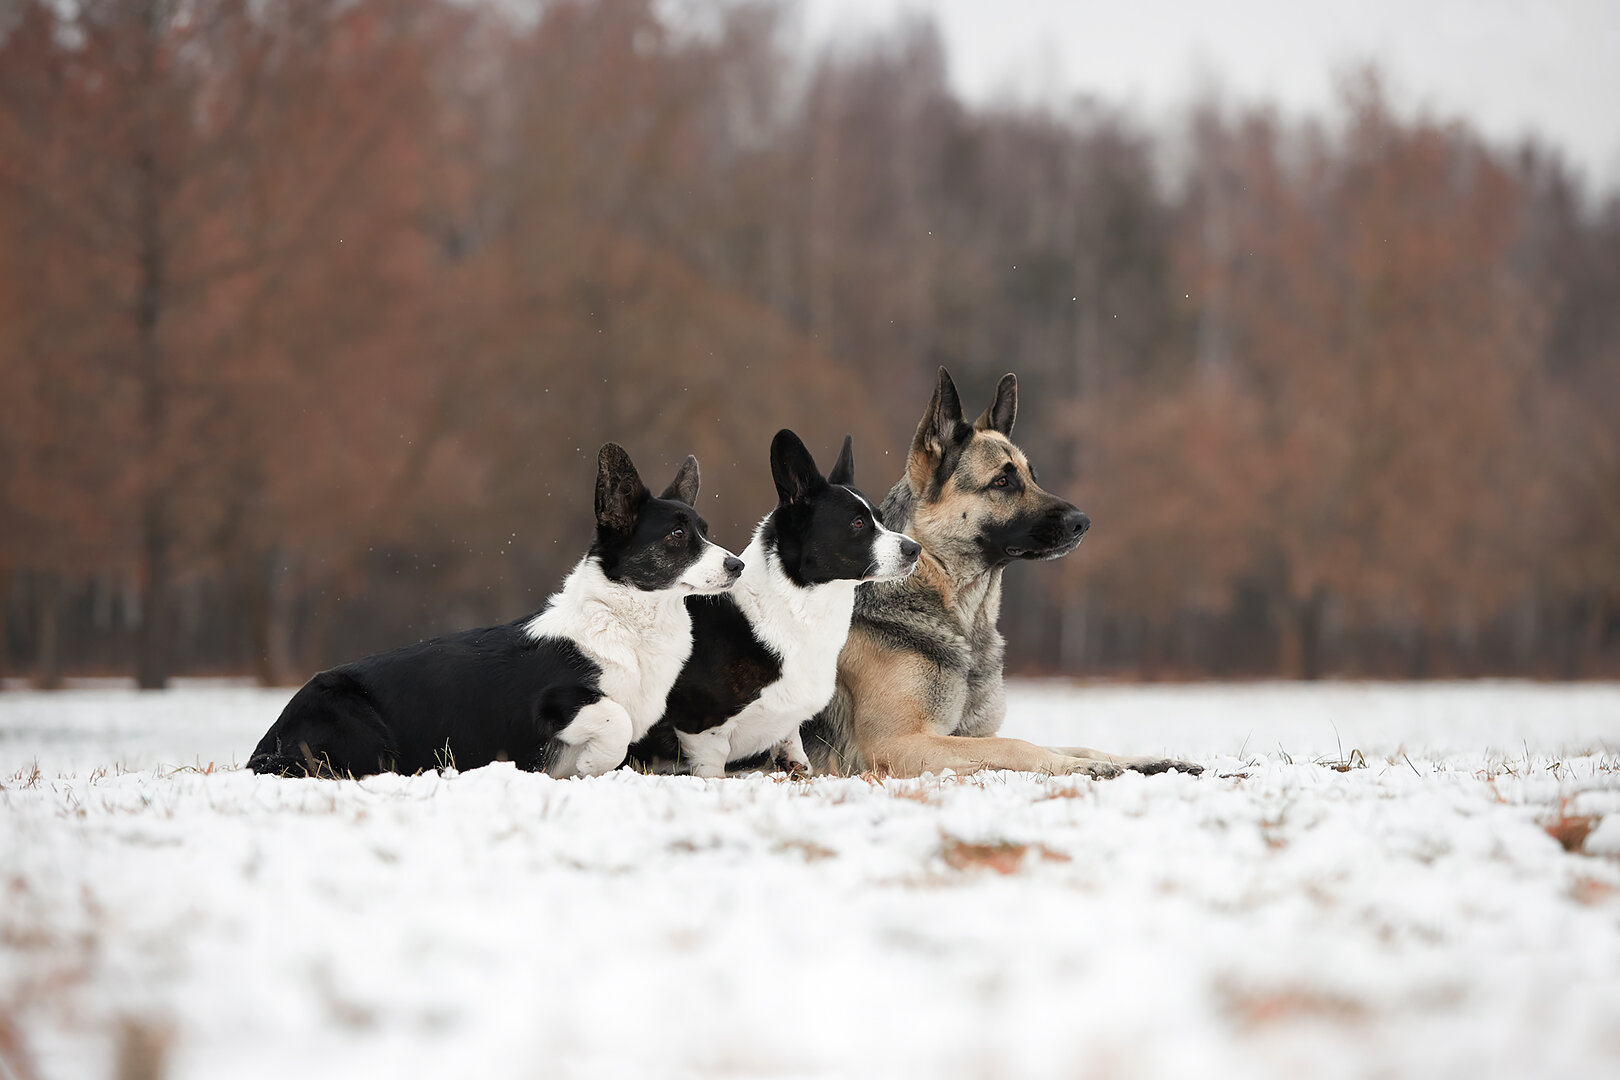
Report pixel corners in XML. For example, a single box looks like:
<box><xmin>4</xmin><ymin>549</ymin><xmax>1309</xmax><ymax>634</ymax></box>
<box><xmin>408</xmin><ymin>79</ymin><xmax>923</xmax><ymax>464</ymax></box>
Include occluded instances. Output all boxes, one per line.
<box><xmin>524</xmin><ymin>557</ymin><xmax>694</xmax><ymax>740</ymax></box>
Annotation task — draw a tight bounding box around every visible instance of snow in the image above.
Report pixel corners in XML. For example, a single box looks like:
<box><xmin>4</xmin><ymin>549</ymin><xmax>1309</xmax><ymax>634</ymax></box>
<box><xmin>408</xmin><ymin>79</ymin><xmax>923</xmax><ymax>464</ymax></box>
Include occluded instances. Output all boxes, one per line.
<box><xmin>3</xmin><ymin>679</ymin><xmax>1619</xmax><ymax>1080</ymax></box>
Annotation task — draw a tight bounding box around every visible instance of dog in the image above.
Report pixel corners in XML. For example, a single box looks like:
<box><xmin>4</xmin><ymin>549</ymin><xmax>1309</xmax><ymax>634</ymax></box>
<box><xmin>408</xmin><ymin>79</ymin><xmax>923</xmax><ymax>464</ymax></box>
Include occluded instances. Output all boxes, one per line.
<box><xmin>629</xmin><ymin>430</ymin><xmax>920</xmax><ymax>777</ymax></box>
<box><xmin>247</xmin><ymin>444</ymin><xmax>743</xmax><ymax>779</ymax></box>
<box><xmin>803</xmin><ymin>368</ymin><xmax>1203</xmax><ymax>779</ymax></box>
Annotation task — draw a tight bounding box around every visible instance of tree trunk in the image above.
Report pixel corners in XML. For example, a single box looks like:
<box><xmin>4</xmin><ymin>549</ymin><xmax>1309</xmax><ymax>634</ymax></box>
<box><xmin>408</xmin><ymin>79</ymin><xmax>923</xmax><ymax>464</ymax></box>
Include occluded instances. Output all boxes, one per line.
<box><xmin>0</xmin><ymin>564</ymin><xmax>11</xmax><ymax>688</ymax></box>
<box><xmin>1576</xmin><ymin>598</ymin><xmax>1606</xmax><ymax>680</ymax></box>
<box><xmin>1297</xmin><ymin>587</ymin><xmax>1327</xmax><ymax>681</ymax></box>
<box><xmin>134</xmin><ymin>507</ymin><xmax>171</xmax><ymax>689</ymax></box>
<box><xmin>35</xmin><ymin>573</ymin><xmax>62</xmax><ymax>690</ymax></box>
<box><xmin>242</xmin><ymin>555</ymin><xmax>276</xmax><ymax>687</ymax></box>
<box><xmin>302</xmin><ymin>588</ymin><xmax>340</xmax><ymax>676</ymax></box>
<box><xmin>1408</xmin><ymin>626</ymin><xmax>1431</xmax><ymax>680</ymax></box>
<box><xmin>132</xmin><ymin>84</ymin><xmax>172</xmax><ymax>689</ymax></box>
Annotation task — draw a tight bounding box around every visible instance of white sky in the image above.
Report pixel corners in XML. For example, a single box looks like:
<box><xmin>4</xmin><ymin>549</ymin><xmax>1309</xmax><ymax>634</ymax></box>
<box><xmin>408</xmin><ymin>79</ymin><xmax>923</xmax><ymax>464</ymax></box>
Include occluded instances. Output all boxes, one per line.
<box><xmin>797</xmin><ymin>0</ymin><xmax>1620</xmax><ymax>190</ymax></box>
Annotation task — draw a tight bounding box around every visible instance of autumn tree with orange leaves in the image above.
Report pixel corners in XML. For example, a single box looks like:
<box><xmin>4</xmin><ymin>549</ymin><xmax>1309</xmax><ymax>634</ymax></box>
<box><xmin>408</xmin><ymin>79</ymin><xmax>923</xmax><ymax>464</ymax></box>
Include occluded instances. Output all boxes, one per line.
<box><xmin>3</xmin><ymin>5</ymin><xmax>1619</xmax><ymax>684</ymax></box>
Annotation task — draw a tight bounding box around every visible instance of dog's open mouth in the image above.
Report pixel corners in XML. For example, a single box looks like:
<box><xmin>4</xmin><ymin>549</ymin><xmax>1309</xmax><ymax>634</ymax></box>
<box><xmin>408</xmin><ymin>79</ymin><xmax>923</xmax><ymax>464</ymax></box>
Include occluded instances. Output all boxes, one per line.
<box><xmin>1006</xmin><ymin>539</ymin><xmax>1082</xmax><ymax>561</ymax></box>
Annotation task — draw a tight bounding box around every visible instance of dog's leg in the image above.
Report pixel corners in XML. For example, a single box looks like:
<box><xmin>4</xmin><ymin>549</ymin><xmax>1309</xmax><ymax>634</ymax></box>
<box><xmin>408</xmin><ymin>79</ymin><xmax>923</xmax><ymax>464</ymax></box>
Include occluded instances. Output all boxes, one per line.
<box><xmin>768</xmin><ymin>728</ymin><xmax>811</xmax><ymax>778</ymax></box>
<box><xmin>865</xmin><ymin>733</ymin><xmax>1122</xmax><ymax>779</ymax></box>
<box><xmin>545</xmin><ymin>699</ymin><xmax>633</xmax><ymax>778</ymax></box>
<box><xmin>675</xmin><ymin>727</ymin><xmax>733</xmax><ymax>779</ymax></box>
<box><xmin>1050</xmin><ymin>747</ymin><xmax>1203</xmax><ymax>776</ymax></box>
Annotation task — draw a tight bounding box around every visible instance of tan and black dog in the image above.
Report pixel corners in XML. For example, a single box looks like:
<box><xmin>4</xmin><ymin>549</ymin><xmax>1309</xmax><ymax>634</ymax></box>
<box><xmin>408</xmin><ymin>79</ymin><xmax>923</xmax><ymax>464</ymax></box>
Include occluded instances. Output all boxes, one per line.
<box><xmin>804</xmin><ymin>368</ymin><xmax>1202</xmax><ymax>779</ymax></box>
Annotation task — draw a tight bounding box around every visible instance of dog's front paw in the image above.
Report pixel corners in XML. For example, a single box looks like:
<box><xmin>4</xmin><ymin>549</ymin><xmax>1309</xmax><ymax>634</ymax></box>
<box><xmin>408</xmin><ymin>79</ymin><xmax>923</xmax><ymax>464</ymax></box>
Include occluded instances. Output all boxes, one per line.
<box><xmin>574</xmin><ymin>740</ymin><xmax>629</xmax><ymax>777</ymax></box>
<box><xmin>767</xmin><ymin>749</ymin><xmax>810</xmax><ymax>779</ymax></box>
<box><xmin>1059</xmin><ymin>758</ymin><xmax>1121</xmax><ymax>779</ymax></box>
<box><xmin>1132</xmin><ymin>758</ymin><xmax>1203</xmax><ymax>776</ymax></box>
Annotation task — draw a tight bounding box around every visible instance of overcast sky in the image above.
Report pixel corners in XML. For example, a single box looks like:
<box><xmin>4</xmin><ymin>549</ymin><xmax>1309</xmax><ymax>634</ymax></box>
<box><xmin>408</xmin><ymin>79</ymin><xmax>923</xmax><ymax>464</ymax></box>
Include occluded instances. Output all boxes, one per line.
<box><xmin>797</xmin><ymin>0</ymin><xmax>1620</xmax><ymax>190</ymax></box>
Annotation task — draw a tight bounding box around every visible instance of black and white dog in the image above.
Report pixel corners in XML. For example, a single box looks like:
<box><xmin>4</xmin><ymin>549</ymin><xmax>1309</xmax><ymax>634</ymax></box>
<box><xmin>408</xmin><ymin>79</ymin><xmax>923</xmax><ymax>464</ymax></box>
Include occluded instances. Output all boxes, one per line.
<box><xmin>630</xmin><ymin>430</ymin><xmax>920</xmax><ymax>777</ymax></box>
<box><xmin>247</xmin><ymin>444</ymin><xmax>742</xmax><ymax>779</ymax></box>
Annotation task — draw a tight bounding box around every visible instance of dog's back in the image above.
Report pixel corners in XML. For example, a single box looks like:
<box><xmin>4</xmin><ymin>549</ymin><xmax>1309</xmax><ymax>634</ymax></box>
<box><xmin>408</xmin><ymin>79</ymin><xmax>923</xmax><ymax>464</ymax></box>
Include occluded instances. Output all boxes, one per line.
<box><xmin>248</xmin><ymin>624</ymin><xmax>602</xmax><ymax>776</ymax></box>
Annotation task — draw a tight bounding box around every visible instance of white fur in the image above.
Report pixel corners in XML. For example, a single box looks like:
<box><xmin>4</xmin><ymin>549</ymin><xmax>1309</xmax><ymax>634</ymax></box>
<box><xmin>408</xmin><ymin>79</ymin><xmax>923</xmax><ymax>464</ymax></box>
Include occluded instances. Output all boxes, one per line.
<box><xmin>678</xmin><ymin>538</ymin><xmax>741</xmax><ymax>593</ymax></box>
<box><xmin>543</xmin><ymin>699</ymin><xmax>632</xmax><ymax>777</ymax></box>
<box><xmin>677</xmin><ymin>515</ymin><xmax>915</xmax><ymax>778</ymax></box>
<box><xmin>525</xmin><ymin>551</ymin><xmax>734</xmax><ymax>776</ymax></box>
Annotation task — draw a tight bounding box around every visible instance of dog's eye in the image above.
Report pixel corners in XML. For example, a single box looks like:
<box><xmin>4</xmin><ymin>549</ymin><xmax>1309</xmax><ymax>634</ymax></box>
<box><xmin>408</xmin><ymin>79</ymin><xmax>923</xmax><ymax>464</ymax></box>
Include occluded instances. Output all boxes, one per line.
<box><xmin>991</xmin><ymin>476</ymin><xmax>1010</xmax><ymax>489</ymax></box>
<box><xmin>852</xmin><ymin>516</ymin><xmax>865</xmax><ymax>531</ymax></box>
<box><xmin>670</xmin><ymin>527</ymin><xmax>685</xmax><ymax>540</ymax></box>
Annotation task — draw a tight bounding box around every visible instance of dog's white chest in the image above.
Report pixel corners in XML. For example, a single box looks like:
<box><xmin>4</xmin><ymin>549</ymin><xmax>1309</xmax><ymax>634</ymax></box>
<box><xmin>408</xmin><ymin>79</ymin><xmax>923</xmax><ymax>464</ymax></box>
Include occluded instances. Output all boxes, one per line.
<box><xmin>711</xmin><ymin>549</ymin><xmax>857</xmax><ymax>762</ymax></box>
<box><xmin>525</xmin><ymin>559</ymin><xmax>694</xmax><ymax>740</ymax></box>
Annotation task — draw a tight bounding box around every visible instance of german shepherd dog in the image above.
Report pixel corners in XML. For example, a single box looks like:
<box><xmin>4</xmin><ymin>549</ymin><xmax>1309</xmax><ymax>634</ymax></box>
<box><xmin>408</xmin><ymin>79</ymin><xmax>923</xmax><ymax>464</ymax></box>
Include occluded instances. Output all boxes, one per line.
<box><xmin>248</xmin><ymin>444</ymin><xmax>743</xmax><ymax>779</ymax></box>
<box><xmin>803</xmin><ymin>368</ymin><xmax>1203</xmax><ymax>779</ymax></box>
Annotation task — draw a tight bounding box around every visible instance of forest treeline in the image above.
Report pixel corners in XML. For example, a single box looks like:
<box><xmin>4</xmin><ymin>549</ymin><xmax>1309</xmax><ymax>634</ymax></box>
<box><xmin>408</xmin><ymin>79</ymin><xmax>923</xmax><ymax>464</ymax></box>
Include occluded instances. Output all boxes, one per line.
<box><xmin>2</xmin><ymin>0</ymin><xmax>1617</xmax><ymax>687</ymax></box>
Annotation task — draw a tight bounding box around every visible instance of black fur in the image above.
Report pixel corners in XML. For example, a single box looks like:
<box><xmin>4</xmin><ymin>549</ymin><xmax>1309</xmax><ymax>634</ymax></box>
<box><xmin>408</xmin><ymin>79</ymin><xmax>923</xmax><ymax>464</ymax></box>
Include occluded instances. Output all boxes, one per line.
<box><xmin>594</xmin><ymin>452</ymin><xmax>726</xmax><ymax>591</ymax></box>
<box><xmin>247</xmin><ymin>624</ymin><xmax>602</xmax><ymax>776</ymax></box>
<box><xmin>627</xmin><ymin>594</ymin><xmax>782</xmax><ymax>766</ymax></box>
<box><xmin>766</xmin><ymin>430</ymin><xmax>901</xmax><ymax>587</ymax></box>
<box><xmin>976</xmin><ymin>503</ymin><xmax>1091</xmax><ymax>565</ymax></box>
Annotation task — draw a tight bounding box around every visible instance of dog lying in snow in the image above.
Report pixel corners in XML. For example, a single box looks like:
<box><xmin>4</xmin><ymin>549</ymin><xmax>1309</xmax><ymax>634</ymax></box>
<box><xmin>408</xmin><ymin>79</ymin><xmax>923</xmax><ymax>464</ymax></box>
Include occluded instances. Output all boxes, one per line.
<box><xmin>248</xmin><ymin>444</ymin><xmax>742</xmax><ymax>779</ymax></box>
<box><xmin>630</xmin><ymin>430</ymin><xmax>920</xmax><ymax>777</ymax></box>
<box><xmin>804</xmin><ymin>368</ymin><xmax>1203</xmax><ymax>779</ymax></box>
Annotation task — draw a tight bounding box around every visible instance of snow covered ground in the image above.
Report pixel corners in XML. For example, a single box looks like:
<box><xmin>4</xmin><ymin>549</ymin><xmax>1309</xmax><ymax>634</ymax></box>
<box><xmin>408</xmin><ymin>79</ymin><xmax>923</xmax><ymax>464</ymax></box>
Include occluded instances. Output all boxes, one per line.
<box><xmin>3</xmin><ymin>679</ymin><xmax>1619</xmax><ymax>1080</ymax></box>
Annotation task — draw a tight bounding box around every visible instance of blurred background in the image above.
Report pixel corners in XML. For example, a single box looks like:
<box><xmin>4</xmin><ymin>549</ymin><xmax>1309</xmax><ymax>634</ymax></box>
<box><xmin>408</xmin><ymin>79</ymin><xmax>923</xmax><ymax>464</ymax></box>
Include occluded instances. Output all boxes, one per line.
<box><xmin>1</xmin><ymin>0</ymin><xmax>1616</xmax><ymax>689</ymax></box>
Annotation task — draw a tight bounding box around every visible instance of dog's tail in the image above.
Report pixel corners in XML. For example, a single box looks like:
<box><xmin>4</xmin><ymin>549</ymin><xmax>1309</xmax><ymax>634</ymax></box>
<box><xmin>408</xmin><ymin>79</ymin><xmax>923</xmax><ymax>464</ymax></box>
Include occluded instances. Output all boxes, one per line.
<box><xmin>247</xmin><ymin>670</ymin><xmax>398</xmax><ymax>777</ymax></box>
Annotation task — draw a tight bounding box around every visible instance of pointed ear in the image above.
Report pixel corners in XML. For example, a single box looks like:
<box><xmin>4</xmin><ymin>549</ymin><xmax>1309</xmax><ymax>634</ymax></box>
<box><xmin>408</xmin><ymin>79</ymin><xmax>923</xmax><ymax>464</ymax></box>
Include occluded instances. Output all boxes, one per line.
<box><xmin>908</xmin><ymin>367</ymin><xmax>969</xmax><ymax>492</ymax></box>
<box><xmin>827</xmin><ymin>435</ymin><xmax>855</xmax><ymax>486</ymax></box>
<box><xmin>659</xmin><ymin>454</ymin><xmax>700</xmax><ymax>506</ymax></box>
<box><xmin>595</xmin><ymin>443</ymin><xmax>649</xmax><ymax>534</ymax></box>
<box><xmin>770</xmin><ymin>429</ymin><xmax>823</xmax><ymax>505</ymax></box>
<box><xmin>973</xmin><ymin>373</ymin><xmax>1017</xmax><ymax>437</ymax></box>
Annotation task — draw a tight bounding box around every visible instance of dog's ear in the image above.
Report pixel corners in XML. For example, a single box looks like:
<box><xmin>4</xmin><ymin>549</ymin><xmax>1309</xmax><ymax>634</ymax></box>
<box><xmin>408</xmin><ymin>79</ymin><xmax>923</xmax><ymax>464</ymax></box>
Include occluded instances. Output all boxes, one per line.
<box><xmin>827</xmin><ymin>435</ymin><xmax>855</xmax><ymax>486</ymax></box>
<box><xmin>973</xmin><ymin>373</ymin><xmax>1017</xmax><ymax>437</ymax></box>
<box><xmin>595</xmin><ymin>443</ymin><xmax>650</xmax><ymax>533</ymax></box>
<box><xmin>659</xmin><ymin>454</ymin><xmax>701</xmax><ymax>506</ymax></box>
<box><xmin>770</xmin><ymin>429</ymin><xmax>824</xmax><ymax>505</ymax></box>
<box><xmin>909</xmin><ymin>367</ymin><xmax>970</xmax><ymax>492</ymax></box>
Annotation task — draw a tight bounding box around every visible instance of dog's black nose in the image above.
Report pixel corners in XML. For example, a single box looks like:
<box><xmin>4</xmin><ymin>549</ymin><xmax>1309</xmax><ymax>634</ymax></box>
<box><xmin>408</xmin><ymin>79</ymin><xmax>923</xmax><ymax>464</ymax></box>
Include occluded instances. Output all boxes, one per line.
<box><xmin>723</xmin><ymin>556</ymin><xmax>744</xmax><ymax>576</ymax></box>
<box><xmin>899</xmin><ymin>538</ymin><xmax>921</xmax><ymax>561</ymax></box>
<box><xmin>1063</xmin><ymin>509</ymin><xmax>1091</xmax><ymax>538</ymax></box>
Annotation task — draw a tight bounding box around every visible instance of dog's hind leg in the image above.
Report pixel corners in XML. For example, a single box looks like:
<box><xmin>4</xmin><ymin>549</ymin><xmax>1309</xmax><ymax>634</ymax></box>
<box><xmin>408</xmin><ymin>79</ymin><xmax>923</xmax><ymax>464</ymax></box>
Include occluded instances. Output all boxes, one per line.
<box><xmin>247</xmin><ymin>672</ymin><xmax>399</xmax><ymax>777</ymax></box>
<box><xmin>544</xmin><ymin>699</ymin><xmax>633</xmax><ymax>777</ymax></box>
<box><xmin>1049</xmin><ymin>747</ymin><xmax>1203</xmax><ymax>776</ymax></box>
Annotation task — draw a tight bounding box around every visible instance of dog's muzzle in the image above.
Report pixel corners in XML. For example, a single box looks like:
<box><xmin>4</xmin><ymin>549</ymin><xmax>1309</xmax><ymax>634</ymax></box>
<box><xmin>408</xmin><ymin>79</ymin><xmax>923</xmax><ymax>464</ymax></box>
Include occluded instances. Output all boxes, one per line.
<box><xmin>1006</xmin><ymin>508</ymin><xmax>1090</xmax><ymax>560</ymax></box>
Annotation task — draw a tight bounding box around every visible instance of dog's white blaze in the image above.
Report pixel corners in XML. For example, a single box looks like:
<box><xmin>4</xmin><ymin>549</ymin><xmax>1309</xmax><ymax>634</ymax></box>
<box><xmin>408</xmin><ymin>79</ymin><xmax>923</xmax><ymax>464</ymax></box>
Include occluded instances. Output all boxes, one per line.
<box><xmin>523</xmin><ymin>558</ymin><xmax>700</xmax><ymax>759</ymax></box>
<box><xmin>679</xmin><ymin>538</ymin><xmax>739</xmax><ymax>593</ymax></box>
<box><xmin>844</xmin><ymin>486</ymin><xmax>918</xmax><ymax>582</ymax></box>
<box><xmin>678</xmin><ymin>520</ymin><xmax>865</xmax><ymax>776</ymax></box>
